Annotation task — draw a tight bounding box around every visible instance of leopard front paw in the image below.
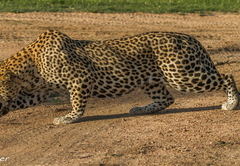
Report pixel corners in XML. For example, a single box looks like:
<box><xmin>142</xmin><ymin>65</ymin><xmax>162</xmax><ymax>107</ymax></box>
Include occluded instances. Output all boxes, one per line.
<box><xmin>129</xmin><ymin>107</ymin><xmax>143</xmax><ymax>115</ymax></box>
<box><xmin>53</xmin><ymin>116</ymin><xmax>76</xmax><ymax>125</ymax></box>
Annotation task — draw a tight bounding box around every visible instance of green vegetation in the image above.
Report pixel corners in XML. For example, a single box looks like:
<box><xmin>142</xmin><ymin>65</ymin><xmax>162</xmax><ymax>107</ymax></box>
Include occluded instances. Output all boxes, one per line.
<box><xmin>49</xmin><ymin>93</ymin><xmax>60</xmax><ymax>98</ymax></box>
<box><xmin>105</xmin><ymin>153</ymin><xmax>123</xmax><ymax>157</ymax></box>
<box><xmin>215</xmin><ymin>141</ymin><xmax>234</xmax><ymax>146</ymax></box>
<box><xmin>50</xmin><ymin>98</ymin><xmax>63</xmax><ymax>104</ymax></box>
<box><xmin>0</xmin><ymin>0</ymin><xmax>240</xmax><ymax>13</ymax></box>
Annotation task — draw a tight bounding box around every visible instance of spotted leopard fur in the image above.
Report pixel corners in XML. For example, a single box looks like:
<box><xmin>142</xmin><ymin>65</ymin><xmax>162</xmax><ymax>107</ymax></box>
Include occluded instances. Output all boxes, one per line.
<box><xmin>0</xmin><ymin>30</ymin><xmax>239</xmax><ymax>125</ymax></box>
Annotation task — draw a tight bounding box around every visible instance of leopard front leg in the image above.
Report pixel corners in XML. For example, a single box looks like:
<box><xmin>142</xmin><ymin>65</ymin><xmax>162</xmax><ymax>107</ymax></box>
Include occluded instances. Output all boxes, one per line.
<box><xmin>221</xmin><ymin>74</ymin><xmax>239</xmax><ymax>110</ymax></box>
<box><xmin>53</xmin><ymin>78</ymin><xmax>92</xmax><ymax>125</ymax></box>
<box><xmin>129</xmin><ymin>83</ymin><xmax>174</xmax><ymax>115</ymax></box>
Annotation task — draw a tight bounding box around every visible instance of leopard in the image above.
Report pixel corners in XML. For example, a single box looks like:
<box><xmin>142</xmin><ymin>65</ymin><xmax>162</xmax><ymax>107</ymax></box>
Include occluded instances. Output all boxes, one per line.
<box><xmin>0</xmin><ymin>30</ymin><xmax>239</xmax><ymax>125</ymax></box>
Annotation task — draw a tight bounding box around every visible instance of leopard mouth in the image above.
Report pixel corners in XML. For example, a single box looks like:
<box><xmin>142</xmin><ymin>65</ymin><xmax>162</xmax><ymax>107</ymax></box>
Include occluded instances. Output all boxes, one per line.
<box><xmin>1</xmin><ymin>107</ymin><xmax>9</xmax><ymax>115</ymax></box>
<box><xmin>0</xmin><ymin>103</ymin><xmax>3</xmax><ymax>117</ymax></box>
<box><xmin>0</xmin><ymin>99</ymin><xmax>10</xmax><ymax>117</ymax></box>
<box><xmin>0</xmin><ymin>103</ymin><xmax>2</xmax><ymax>111</ymax></box>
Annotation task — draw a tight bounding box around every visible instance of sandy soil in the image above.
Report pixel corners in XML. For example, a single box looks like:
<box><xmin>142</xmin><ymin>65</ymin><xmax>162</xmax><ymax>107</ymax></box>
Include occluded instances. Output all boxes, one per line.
<box><xmin>0</xmin><ymin>12</ymin><xmax>240</xmax><ymax>166</ymax></box>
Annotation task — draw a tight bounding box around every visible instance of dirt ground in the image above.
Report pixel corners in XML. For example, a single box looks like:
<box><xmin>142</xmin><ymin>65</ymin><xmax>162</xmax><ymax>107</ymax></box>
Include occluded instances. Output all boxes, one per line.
<box><xmin>0</xmin><ymin>12</ymin><xmax>240</xmax><ymax>166</ymax></box>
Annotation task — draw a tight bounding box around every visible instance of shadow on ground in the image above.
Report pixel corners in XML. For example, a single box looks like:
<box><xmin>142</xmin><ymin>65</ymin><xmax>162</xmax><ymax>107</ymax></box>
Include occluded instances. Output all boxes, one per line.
<box><xmin>77</xmin><ymin>105</ymin><xmax>223</xmax><ymax>123</ymax></box>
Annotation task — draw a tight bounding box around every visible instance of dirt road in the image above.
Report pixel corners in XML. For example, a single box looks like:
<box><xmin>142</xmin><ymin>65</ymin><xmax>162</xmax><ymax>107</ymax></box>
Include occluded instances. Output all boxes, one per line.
<box><xmin>0</xmin><ymin>12</ymin><xmax>240</xmax><ymax>166</ymax></box>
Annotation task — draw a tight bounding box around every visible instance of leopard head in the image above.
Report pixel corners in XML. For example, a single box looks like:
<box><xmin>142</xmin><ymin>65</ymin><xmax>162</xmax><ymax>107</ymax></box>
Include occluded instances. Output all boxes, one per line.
<box><xmin>0</xmin><ymin>70</ymin><xmax>16</xmax><ymax>117</ymax></box>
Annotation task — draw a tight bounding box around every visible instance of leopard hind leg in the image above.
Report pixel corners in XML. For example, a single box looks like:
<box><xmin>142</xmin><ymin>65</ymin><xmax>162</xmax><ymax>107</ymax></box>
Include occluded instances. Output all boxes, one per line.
<box><xmin>221</xmin><ymin>73</ymin><xmax>239</xmax><ymax>110</ymax></box>
<box><xmin>129</xmin><ymin>83</ymin><xmax>174</xmax><ymax>115</ymax></box>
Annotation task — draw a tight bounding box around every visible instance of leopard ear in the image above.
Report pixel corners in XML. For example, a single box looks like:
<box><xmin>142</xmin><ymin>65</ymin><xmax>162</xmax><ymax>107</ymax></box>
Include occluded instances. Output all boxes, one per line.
<box><xmin>2</xmin><ymin>70</ymin><xmax>15</xmax><ymax>85</ymax></box>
